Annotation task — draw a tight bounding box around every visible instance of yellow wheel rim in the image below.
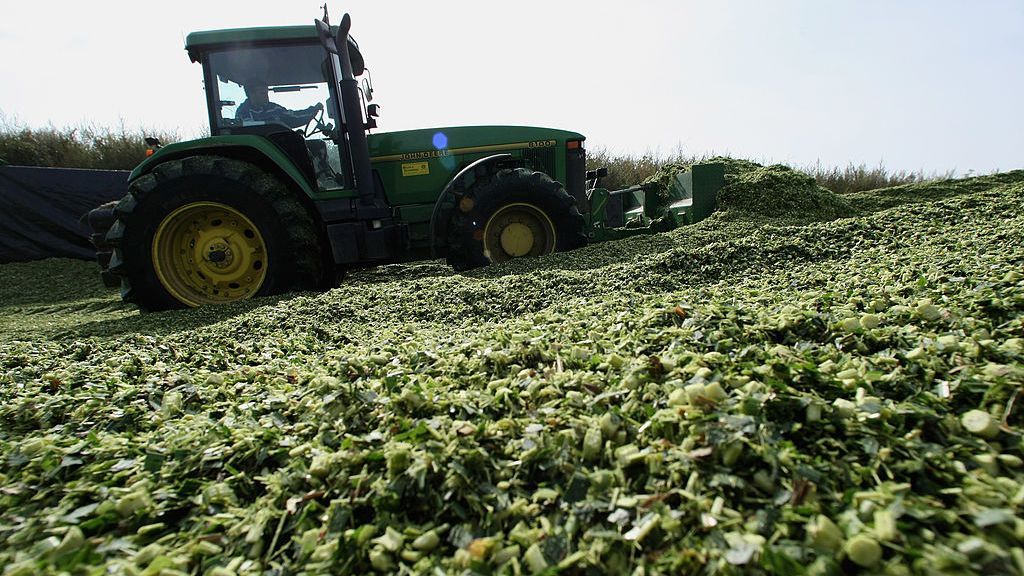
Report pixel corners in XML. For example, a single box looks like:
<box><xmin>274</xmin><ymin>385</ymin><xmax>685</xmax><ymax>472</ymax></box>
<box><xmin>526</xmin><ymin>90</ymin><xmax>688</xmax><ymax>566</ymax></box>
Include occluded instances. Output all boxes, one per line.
<box><xmin>482</xmin><ymin>203</ymin><xmax>556</xmax><ymax>263</ymax></box>
<box><xmin>151</xmin><ymin>202</ymin><xmax>268</xmax><ymax>307</ymax></box>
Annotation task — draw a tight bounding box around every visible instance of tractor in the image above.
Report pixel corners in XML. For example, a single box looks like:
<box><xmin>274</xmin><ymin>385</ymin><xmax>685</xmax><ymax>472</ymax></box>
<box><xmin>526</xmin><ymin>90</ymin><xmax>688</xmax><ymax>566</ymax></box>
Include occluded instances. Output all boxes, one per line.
<box><xmin>88</xmin><ymin>10</ymin><xmax>724</xmax><ymax>310</ymax></box>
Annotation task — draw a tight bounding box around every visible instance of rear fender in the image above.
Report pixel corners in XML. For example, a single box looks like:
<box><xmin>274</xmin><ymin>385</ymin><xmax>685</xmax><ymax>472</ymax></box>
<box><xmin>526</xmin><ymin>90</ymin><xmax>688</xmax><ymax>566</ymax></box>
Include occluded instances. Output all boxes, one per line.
<box><xmin>128</xmin><ymin>137</ymin><xmax>318</xmax><ymax>200</ymax></box>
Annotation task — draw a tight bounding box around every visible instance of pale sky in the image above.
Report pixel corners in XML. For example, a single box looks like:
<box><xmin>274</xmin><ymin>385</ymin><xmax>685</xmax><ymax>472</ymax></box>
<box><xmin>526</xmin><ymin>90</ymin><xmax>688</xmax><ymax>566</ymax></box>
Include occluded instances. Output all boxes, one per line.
<box><xmin>1</xmin><ymin>1</ymin><xmax>1021</xmax><ymax>174</ymax></box>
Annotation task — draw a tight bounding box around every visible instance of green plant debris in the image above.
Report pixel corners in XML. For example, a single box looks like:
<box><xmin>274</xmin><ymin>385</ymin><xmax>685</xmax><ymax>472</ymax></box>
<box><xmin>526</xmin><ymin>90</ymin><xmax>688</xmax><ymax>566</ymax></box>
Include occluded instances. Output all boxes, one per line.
<box><xmin>715</xmin><ymin>163</ymin><xmax>854</xmax><ymax>222</ymax></box>
<box><xmin>643</xmin><ymin>157</ymin><xmax>853</xmax><ymax>223</ymax></box>
<box><xmin>1</xmin><ymin>164</ymin><xmax>1023</xmax><ymax>575</ymax></box>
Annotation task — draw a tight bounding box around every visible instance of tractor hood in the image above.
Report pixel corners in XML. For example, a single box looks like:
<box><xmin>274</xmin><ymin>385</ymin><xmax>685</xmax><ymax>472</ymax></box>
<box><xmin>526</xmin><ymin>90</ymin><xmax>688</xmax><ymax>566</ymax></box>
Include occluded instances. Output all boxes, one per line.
<box><xmin>368</xmin><ymin>126</ymin><xmax>584</xmax><ymax>161</ymax></box>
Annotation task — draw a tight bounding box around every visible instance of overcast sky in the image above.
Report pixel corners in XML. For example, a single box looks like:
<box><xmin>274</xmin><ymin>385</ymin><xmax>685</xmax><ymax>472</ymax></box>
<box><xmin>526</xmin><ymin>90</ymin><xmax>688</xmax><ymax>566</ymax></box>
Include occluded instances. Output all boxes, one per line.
<box><xmin>1</xmin><ymin>0</ymin><xmax>1021</xmax><ymax>174</ymax></box>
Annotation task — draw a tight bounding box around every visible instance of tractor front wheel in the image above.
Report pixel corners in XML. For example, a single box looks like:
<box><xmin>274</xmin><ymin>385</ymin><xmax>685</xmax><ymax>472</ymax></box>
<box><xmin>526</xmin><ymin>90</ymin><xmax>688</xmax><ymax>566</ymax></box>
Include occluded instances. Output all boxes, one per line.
<box><xmin>446</xmin><ymin>168</ymin><xmax>587</xmax><ymax>270</ymax></box>
<box><xmin>104</xmin><ymin>156</ymin><xmax>323</xmax><ymax>311</ymax></box>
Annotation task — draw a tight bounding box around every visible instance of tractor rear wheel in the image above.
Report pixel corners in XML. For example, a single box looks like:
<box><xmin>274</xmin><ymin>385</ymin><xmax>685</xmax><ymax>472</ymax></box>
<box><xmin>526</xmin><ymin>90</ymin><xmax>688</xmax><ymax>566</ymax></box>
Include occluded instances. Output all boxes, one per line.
<box><xmin>104</xmin><ymin>156</ymin><xmax>323</xmax><ymax>311</ymax></box>
<box><xmin>445</xmin><ymin>168</ymin><xmax>587</xmax><ymax>270</ymax></box>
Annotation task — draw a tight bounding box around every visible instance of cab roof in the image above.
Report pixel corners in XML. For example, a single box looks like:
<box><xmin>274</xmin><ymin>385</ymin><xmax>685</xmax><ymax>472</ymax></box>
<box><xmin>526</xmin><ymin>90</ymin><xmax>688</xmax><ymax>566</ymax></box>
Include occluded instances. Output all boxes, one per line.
<box><xmin>185</xmin><ymin>25</ymin><xmax>338</xmax><ymax>62</ymax></box>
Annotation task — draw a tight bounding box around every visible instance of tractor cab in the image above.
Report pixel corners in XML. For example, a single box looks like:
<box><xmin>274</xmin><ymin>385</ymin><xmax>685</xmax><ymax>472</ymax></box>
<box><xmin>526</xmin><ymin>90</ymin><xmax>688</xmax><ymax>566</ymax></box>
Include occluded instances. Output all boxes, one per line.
<box><xmin>186</xmin><ymin>26</ymin><xmax>370</xmax><ymax>194</ymax></box>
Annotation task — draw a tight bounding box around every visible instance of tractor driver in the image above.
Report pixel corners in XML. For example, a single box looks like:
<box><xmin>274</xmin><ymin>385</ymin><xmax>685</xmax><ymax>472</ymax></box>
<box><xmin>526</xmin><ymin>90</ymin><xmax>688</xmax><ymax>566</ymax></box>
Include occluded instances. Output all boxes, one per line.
<box><xmin>236</xmin><ymin>82</ymin><xmax>323</xmax><ymax>129</ymax></box>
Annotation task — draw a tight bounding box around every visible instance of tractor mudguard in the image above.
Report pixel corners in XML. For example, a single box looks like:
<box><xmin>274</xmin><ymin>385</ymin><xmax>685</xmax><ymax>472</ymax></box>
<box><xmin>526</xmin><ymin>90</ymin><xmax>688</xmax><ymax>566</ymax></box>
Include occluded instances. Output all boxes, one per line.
<box><xmin>428</xmin><ymin>153</ymin><xmax>513</xmax><ymax>257</ymax></box>
<box><xmin>127</xmin><ymin>136</ymin><xmax>320</xmax><ymax>201</ymax></box>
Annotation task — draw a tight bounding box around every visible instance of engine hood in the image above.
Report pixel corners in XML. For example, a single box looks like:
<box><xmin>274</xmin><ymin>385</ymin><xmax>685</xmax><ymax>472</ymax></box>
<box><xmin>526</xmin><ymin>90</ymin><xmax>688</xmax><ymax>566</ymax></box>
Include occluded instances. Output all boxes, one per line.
<box><xmin>368</xmin><ymin>125</ymin><xmax>585</xmax><ymax>160</ymax></box>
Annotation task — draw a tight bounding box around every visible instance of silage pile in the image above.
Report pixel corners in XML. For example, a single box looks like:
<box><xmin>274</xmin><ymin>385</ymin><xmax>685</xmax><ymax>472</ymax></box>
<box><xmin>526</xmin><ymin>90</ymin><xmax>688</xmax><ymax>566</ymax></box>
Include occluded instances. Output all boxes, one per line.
<box><xmin>642</xmin><ymin>157</ymin><xmax>852</xmax><ymax>224</ymax></box>
<box><xmin>1</xmin><ymin>162</ymin><xmax>1023</xmax><ymax>575</ymax></box>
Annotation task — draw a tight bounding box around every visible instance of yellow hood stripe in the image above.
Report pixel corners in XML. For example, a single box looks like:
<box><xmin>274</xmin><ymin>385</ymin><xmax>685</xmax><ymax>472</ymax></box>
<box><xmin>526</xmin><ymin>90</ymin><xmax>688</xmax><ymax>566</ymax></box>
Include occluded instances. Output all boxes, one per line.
<box><xmin>370</xmin><ymin>140</ymin><xmax>556</xmax><ymax>163</ymax></box>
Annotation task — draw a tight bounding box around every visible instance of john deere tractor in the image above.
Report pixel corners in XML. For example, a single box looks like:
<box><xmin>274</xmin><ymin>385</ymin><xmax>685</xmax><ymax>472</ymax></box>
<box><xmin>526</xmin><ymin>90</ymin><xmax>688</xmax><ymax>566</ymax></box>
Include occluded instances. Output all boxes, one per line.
<box><xmin>89</xmin><ymin>10</ymin><xmax>723</xmax><ymax>310</ymax></box>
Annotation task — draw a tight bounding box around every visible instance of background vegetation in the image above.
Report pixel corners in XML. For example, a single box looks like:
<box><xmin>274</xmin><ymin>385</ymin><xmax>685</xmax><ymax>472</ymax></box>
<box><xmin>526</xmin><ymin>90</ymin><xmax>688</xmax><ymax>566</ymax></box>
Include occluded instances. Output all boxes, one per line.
<box><xmin>585</xmin><ymin>148</ymin><xmax>948</xmax><ymax>196</ymax></box>
<box><xmin>0</xmin><ymin>119</ymin><xmax>945</xmax><ymax>194</ymax></box>
<box><xmin>0</xmin><ymin>118</ymin><xmax>178</xmax><ymax>171</ymax></box>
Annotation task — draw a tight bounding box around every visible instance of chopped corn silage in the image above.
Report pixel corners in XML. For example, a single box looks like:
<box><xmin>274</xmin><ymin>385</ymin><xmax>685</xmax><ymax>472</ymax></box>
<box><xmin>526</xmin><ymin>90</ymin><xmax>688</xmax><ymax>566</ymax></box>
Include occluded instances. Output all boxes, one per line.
<box><xmin>1</xmin><ymin>164</ymin><xmax>1023</xmax><ymax>575</ymax></box>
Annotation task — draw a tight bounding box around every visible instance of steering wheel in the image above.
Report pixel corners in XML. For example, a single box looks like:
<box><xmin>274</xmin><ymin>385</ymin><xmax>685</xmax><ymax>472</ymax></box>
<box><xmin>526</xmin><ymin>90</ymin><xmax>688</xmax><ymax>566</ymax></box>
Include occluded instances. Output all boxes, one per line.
<box><xmin>302</xmin><ymin>105</ymin><xmax>334</xmax><ymax>139</ymax></box>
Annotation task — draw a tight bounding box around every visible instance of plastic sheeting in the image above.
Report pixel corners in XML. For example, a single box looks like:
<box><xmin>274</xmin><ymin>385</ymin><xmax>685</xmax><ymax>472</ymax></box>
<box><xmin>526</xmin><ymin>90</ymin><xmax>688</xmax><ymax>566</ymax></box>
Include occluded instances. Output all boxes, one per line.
<box><xmin>0</xmin><ymin>166</ymin><xmax>128</xmax><ymax>263</ymax></box>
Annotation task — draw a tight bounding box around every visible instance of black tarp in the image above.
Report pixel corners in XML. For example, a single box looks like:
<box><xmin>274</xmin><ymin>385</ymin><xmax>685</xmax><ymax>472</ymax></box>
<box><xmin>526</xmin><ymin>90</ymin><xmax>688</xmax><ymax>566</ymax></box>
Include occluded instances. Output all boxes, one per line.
<box><xmin>0</xmin><ymin>166</ymin><xmax>129</xmax><ymax>263</ymax></box>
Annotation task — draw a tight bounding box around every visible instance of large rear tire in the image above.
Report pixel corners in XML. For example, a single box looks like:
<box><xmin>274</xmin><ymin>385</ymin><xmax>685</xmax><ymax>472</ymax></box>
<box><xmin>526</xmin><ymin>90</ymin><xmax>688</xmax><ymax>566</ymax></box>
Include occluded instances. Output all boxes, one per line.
<box><xmin>445</xmin><ymin>168</ymin><xmax>587</xmax><ymax>270</ymax></box>
<box><xmin>105</xmin><ymin>156</ymin><xmax>323</xmax><ymax>311</ymax></box>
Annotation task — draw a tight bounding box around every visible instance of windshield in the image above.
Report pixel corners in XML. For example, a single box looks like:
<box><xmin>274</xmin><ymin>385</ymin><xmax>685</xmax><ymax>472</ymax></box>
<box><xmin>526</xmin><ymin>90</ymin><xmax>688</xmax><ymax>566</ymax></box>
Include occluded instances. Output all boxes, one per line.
<box><xmin>209</xmin><ymin>44</ymin><xmax>336</xmax><ymax>131</ymax></box>
<box><xmin>207</xmin><ymin>43</ymin><xmax>345</xmax><ymax>189</ymax></box>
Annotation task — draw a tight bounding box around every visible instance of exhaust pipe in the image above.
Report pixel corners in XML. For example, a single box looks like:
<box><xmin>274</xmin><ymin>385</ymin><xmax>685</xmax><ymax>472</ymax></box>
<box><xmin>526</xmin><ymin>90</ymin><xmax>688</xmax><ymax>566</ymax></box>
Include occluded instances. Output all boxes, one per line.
<box><xmin>317</xmin><ymin>14</ymin><xmax>377</xmax><ymax>207</ymax></box>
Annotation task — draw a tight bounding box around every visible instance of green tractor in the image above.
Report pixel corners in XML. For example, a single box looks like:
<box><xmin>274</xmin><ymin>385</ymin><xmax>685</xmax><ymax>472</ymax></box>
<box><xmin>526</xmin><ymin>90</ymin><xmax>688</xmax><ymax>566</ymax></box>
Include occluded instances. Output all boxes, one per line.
<box><xmin>89</xmin><ymin>10</ymin><xmax>724</xmax><ymax>310</ymax></box>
